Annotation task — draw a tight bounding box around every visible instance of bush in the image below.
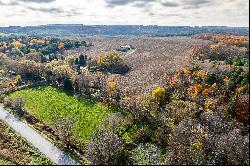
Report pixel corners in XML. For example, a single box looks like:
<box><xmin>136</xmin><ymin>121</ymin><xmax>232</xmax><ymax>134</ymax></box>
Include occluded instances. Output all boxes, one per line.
<box><xmin>63</xmin><ymin>77</ymin><xmax>74</xmax><ymax>91</ymax></box>
<box><xmin>89</xmin><ymin>52</ymin><xmax>130</xmax><ymax>74</ymax></box>
<box><xmin>164</xmin><ymin>100</ymin><xmax>200</xmax><ymax>124</ymax></box>
<box><xmin>3</xmin><ymin>97</ymin><xmax>12</xmax><ymax>108</ymax></box>
<box><xmin>163</xmin><ymin>111</ymin><xmax>248</xmax><ymax>165</ymax></box>
<box><xmin>130</xmin><ymin>143</ymin><xmax>161</xmax><ymax>165</ymax></box>
<box><xmin>151</xmin><ymin>87</ymin><xmax>167</xmax><ymax>105</ymax></box>
<box><xmin>52</xmin><ymin>115</ymin><xmax>76</xmax><ymax>147</ymax></box>
<box><xmin>0</xmin><ymin>94</ymin><xmax>6</xmax><ymax>102</ymax></box>
<box><xmin>188</xmin><ymin>41</ymin><xmax>248</xmax><ymax>62</ymax></box>
<box><xmin>214</xmin><ymin>129</ymin><xmax>249</xmax><ymax>165</ymax></box>
<box><xmin>78</xmin><ymin>54</ymin><xmax>87</xmax><ymax>67</ymax></box>
<box><xmin>164</xmin><ymin>118</ymin><xmax>208</xmax><ymax>165</ymax></box>
<box><xmin>3</xmin><ymin>97</ymin><xmax>25</xmax><ymax>116</ymax></box>
<box><xmin>86</xmin><ymin>126</ymin><xmax>127</xmax><ymax>165</ymax></box>
<box><xmin>234</xmin><ymin>95</ymin><xmax>249</xmax><ymax>124</ymax></box>
<box><xmin>11</xmin><ymin>97</ymin><xmax>24</xmax><ymax>112</ymax></box>
<box><xmin>105</xmin><ymin>75</ymin><xmax>120</xmax><ymax>102</ymax></box>
<box><xmin>199</xmin><ymin>112</ymin><xmax>249</xmax><ymax>165</ymax></box>
<box><xmin>205</xmin><ymin>72</ymin><xmax>223</xmax><ymax>85</ymax></box>
<box><xmin>227</xmin><ymin>65</ymin><xmax>249</xmax><ymax>92</ymax></box>
<box><xmin>75</xmin><ymin>71</ymin><xmax>105</xmax><ymax>96</ymax></box>
<box><xmin>154</xmin><ymin>115</ymin><xmax>175</xmax><ymax>146</ymax></box>
<box><xmin>133</xmin><ymin>127</ymin><xmax>151</xmax><ymax>144</ymax></box>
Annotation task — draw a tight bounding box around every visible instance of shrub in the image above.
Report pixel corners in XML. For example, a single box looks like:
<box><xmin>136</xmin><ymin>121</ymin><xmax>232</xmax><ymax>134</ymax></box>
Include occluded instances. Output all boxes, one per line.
<box><xmin>63</xmin><ymin>77</ymin><xmax>74</xmax><ymax>91</ymax></box>
<box><xmin>130</xmin><ymin>143</ymin><xmax>161</xmax><ymax>165</ymax></box>
<box><xmin>3</xmin><ymin>97</ymin><xmax>12</xmax><ymax>108</ymax></box>
<box><xmin>164</xmin><ymin>100</ymin><xmax>200</xmax><ymax>124</ymax></box>
<box><xmin>234</xmin><ymin>94</ymin><xmax>249</xmax><ymax>124</ymax></box>
<box><xmin>214</xmin><ymin>129</ymin><xmax>249</xmax><ymax>165</ymax></box>
<box><xmin>11</xmin><ymin>97</ymin><xmax>24</xmax><ymax>112</ymax></box>
<box><xmin>199</xmin><ymin>112</ymin><xmax>249</xmax><ymax>165</ymax></box>
<box><xmin>151</xmin><ymin>87</ymin><xmax>167</xmax><ymax>105</ymax></box>
<box><xmin>105</xmin><ymin>75</ymin><xmax>121</xmax><ymax>102</ymax></box>
<box><xmin>188</xmin><ymin>40</ymin><xmax>248</xmax><ymax>62</ymax></box>
<box><xmin>0</xmin><ymin>94</ymin><xmax>6</xmax><ymax>102</ymax></box>
<box><xmin>205</xmin><ymin>72</ymin><xmax>223</xmax><ymax>85</ymax></box>
<box><xmin>75</xmin><ymin>71</ymin><xmax>105</xmax><ymax>96</ymax></box>
<box><xmin>89</xmin><ymin>52</ymin><xmax>130</xmax><ymax>74</ymax></box>
<box><xmin>86</xmin><ymin>126</ymin><xmax>127</xmax><ymax>165</ymax></box>
<box><xmin>138</xmin><ymin>94</ymin><xmax>160</xmax><ymax>123</ymax></box>
<box><xmin>227</xmin><ymin>64</ymin><xmax>249</xmax><ymax>92</ymax></box>
<box><xmin>154</xmin><ymin>124</ymin><xmax>173</xmax><ymax>147</ymax></box>
<box><xmin>5</xmin><ymin>60</ymin><xmax>44</xmax><ymax>82</ymax></box>
<box><xmin>133</xmin><ymin>127</ymin><xmax>151</xmax><ymax>144</ymax></box>
<box><xmin>164</xmin><ymin>118</ymin><xmax>208</xmax><ymax>165</ymax></box>
<box><xmin>227</xmin><ymin>95</ymin><xmax>238</xmax><ymax>117</ymax></box>
<box><xmin>4</xmin><ymin>97</ymin><xmax>25</xmax><ymax>116</ymax></box>
<box><xmin>78</xmin><ymin>54</ymin><xmax>87</xmax><ymax>67</ymax></box>
<box><xmin>52</xmin><ymin>115</ymin><xmax>76</xmax><ymax>147</ymax></box>
<box><xmin>204</xmin><ymin>98</ymin><xmax>217</xmax><ymax>112</ymax></box>
<box><xmin>102</xmin><ymin>112</ymin><xmax>127</xmax><ymax>134</ymax></box>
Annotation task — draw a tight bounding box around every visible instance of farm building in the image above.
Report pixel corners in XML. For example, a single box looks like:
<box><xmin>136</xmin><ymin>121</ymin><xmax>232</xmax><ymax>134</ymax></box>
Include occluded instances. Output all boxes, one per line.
<box><xmin>116</xmin><ymin>45</ymin><xmax>134</xmax><ymax>52</ymax></box>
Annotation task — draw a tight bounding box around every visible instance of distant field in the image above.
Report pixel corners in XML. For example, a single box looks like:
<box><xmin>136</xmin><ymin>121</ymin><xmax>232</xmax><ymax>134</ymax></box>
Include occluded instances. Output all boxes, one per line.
<box><xmin>64</xmin><ymin>36</ymin><xmax>207</xmax><ymax>95</ymax></box>
<box><xmin>0</xmin><ymin>33</ymin><xmax>9</xmax><ymax>37</ymax></box>
<box><xmin>9</xmin><ymin>86</ymin><xmax>114</xmax><ymax>142</ymax></box>
<box><xmin>0</xmin><ymin>120</ymin><xmax>53</xmax><ymax>165</ymax></box>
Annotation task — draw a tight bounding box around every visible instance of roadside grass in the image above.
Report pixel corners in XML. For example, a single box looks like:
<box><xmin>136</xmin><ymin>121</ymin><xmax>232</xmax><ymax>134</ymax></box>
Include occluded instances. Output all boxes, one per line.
<box><xmin>0</xmin><ymin>158</ymin><xmax>12</xmax><ymax>165</ymax></box>
<box><xmin>0</xmin><ymin>120</ymin><xmax>54</xmax><ymax>165</ymax></box>
<box><xmin>9</xmin><ymin>86</ymin><xmax>114</xmax><ymax>143</ymax></box>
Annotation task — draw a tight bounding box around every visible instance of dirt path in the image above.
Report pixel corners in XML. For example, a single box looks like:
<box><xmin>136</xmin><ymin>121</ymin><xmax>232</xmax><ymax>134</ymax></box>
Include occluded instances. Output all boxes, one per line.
<box><xmin>124</xmin><ymin>49</ymin><xmax>136</xmax><ymax>57</ymax></box>
<box><xmin>0</xmin><ymin>107</ymin><xmax>79</xmax><ymax>165</ymax></box>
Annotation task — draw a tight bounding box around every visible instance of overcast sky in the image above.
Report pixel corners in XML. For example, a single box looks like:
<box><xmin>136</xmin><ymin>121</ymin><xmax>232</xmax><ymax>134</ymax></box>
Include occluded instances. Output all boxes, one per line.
<box><xmin>0</xmin><ymin>0</ymin><xmax>249</xmax><ymax>27</ymax></box>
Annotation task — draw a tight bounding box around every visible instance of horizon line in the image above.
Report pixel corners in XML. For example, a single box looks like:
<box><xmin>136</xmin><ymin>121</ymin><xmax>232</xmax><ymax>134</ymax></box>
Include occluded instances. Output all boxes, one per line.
<box><xmin>0</xmin><ymin>24</ymin><xmax>249</xmax><ymax>28</ymax></box>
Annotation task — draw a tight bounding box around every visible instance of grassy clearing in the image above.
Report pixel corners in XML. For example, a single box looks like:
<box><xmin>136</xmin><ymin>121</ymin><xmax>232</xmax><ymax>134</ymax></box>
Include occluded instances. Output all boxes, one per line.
<box><xmin>9</xmin><ymin>86</ymin><xmax>114</xmax><ymax>142</ymax></box>
<box><xmin>0</xmin><ymin>120</ymin><xmax>53</xmax><ymax>165</ymax></box>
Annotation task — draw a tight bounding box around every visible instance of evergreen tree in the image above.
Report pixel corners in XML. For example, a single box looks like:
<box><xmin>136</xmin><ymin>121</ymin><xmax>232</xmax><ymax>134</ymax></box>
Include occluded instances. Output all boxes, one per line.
<box><xmin>79</xmin><ymin>54</ymin><xmax>86</xmax><ymax>66</ymax></box>
<box><xmin>75</xmin><ymin>58</ymin><xmax>79</xmax><ymax>65</ymax></box>
<box><xmin>63</xmin><ymin>77</ymin><xmax>74</xmax><ymax>91</ymax></box>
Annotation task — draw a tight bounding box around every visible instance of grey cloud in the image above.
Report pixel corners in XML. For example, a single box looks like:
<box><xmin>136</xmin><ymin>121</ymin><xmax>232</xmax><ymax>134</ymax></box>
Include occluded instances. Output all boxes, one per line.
<box><xmin>105</xmin><ymin>0</ymin><xmax>212</xmax><ymax>9</ymax></box>
<box><xmin>0</xmin><ymin>0</ymin><xmax>55</xmax><ymax>7</ymax></box>
<box><xmin>0</xmin><ymin>0</ymin><xmax>19</xmax><ymax>6</ymax></box>
<box><xmin>19</xmin><ymin>0</ymin><xmax>56</xmax><ymax>3</ymax></box>
<box><xmin>105</xmin><ymin>0</ymin><xmax>156</xmax><ymax>7</ymax></box>
<box><xmin>181</xmin><ymin>0</ymin><xmax>213</xmax><ymax>9</ymax></box>
<box><xmin>149</xmin><ymin>12</ymin><xmax>182</xmax><ymax>18</ymax></box>
<box><xmin>133</xmin><ymin>1</ymin><xmax>148</xmax><ymax>8</ymax></box>
<box><xmin>26</xmin><ymin>5</ymin><xmax>84</xmax><ymax>17</ymax></box>
<box><xmin>27</xmin><ymin>6</ymin><xmax>64</xmax><ymax>14</ymax></box>
<box><xmin>161</xmin><ymin>1</ymin><xmax>179</xmax><ymax>7</ymax></box>
<box><xmin>106</xmin><ymin>0</ymin><xmax>134</xmax><ymax>6</ymax></box>
<box><xmin>161</xmin><ymin>13</ymin><xmax>181</xmax><ymax>17</ymax></box>
<box><xmin>182</xmin><ymin>0</ymin><xmax>211</xmax><ymax>6</ymax></box>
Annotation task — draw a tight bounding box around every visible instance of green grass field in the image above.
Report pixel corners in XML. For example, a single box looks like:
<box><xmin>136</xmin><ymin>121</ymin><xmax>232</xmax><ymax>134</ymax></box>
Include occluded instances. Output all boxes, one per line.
<box><xmin>9</xmin><ymin>86</ymin><xmax>114</xmax><ymax>142</ymax></box>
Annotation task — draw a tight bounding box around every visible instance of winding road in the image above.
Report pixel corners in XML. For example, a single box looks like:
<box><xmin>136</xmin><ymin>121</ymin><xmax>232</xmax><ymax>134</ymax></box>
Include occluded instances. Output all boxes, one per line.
<box><xmin>0</xmin><ymin>107</ymin><xmax>79</xmax><ymax>165</ymax></box>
